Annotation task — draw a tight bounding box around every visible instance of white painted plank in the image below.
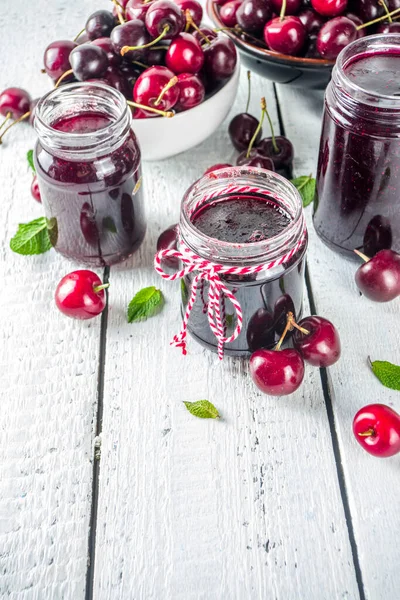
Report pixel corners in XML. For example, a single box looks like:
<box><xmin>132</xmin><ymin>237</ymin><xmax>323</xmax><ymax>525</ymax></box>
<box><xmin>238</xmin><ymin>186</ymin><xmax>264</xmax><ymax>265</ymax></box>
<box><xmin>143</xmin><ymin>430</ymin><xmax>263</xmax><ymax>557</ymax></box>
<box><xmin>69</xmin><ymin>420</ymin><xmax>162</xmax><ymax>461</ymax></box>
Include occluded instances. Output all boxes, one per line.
<box><xmin>94</xmin><ymin>69</ymin><xmax>359</xmax><ymax>599</ymax></box>
<box><xmin>0</xmin><ymin>1</ymin><xmax>102</xmax><ymax>597</ymax></box>
<box><xmin>276</xmin><ymin>83</ymin><xmax>400</xmax><ymax>600</ymax></box>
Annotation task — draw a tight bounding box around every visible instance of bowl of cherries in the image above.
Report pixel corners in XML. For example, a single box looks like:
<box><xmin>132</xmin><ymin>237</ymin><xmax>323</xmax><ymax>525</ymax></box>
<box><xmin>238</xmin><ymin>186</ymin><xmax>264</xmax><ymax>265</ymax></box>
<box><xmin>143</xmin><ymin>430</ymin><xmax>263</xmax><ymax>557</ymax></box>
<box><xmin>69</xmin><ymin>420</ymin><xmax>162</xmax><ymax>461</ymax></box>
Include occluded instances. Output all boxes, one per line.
<box><xmin>207</xmin><ymin>0</ymin><xmax>400</xmax><ymax>89</ymax></box>
<box><xmin>40</xmin><ymin>0</ymin><xmax>239</xmax><ymax>161</ymax></box>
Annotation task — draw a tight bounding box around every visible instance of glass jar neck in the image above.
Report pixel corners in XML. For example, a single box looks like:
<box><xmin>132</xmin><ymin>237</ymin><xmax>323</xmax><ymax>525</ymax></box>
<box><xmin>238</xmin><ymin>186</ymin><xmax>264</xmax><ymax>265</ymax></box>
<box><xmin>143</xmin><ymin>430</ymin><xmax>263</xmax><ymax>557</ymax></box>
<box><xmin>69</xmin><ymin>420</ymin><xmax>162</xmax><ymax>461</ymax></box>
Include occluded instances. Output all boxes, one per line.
<box><xmin>180</xmin><ymin>167</ymin><xmax>306</xmax><ymax>266</ymax></box>
<box><xmin>34</xmin><ymin>82</ymin><xmax>132</xmax><ymax>160</ymax></box>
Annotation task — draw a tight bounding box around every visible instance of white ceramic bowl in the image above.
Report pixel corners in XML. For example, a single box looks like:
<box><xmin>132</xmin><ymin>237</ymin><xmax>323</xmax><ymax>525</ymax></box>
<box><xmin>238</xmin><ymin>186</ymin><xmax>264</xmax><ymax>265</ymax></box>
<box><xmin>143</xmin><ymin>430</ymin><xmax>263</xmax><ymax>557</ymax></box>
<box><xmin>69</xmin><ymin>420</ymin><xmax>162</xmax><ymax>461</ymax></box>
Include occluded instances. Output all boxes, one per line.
<box><xmin>131</xmin><ymin>60</ymin><xmax>240</xmax><ymax>161</ymax></box>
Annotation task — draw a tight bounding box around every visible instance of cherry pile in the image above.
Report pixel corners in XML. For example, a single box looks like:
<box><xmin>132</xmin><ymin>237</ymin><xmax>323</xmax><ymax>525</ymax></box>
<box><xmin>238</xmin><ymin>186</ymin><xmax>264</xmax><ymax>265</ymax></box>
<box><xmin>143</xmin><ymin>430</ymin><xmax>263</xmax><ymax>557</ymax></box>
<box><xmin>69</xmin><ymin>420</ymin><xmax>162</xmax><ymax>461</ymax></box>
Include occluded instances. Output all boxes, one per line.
<box><xmin>354</xmin><ymin>247</ymin><xmax>400</xmax><ymax>302</ymax></box>
<box><xmin>214</xmin><ymin>0</ymin><xmax>400</xmax><ymax>60</ymax></box>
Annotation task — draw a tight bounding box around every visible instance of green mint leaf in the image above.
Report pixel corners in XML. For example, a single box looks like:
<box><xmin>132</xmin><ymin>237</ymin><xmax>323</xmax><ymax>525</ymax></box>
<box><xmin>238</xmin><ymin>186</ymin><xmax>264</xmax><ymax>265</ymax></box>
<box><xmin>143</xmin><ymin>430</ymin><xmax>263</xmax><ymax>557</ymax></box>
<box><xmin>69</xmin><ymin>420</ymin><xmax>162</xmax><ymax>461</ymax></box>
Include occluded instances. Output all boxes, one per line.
<box><xmin>27</xmin><ymin>149</ymin><xmax>35</xmax><ymax>173</ymax></box>
<box><xmin>102</xmin><ymin>216</ymin><xmax>117</xmax><ymax>233</ymax></box>
<box><xmin>369</xmin><ymin>358</ymin><xmax>400</xmax><ymax>391</ymax></box>
<box><xmin>183</xmin><ymin>400</ymin><xmax>220</xmax><ymax>419</ymax></box>
<box><xmin>127</xmin><ymin>286</ymin><xmax>164</xmax><ymax>323</ymax></box>
<box><xmin>10</xmin><ymin>216</ymin><xmax>53</xmax><ymax>255</ymax></box>
<box><xmin>291</xmin><ymin>175</ymin><xmax>316</xmax><ymax>208</ymax></box>
<box><xmin>225</xmin><ymin>313</ymin><xmax>234</xmax><ymax>328</ymax></box>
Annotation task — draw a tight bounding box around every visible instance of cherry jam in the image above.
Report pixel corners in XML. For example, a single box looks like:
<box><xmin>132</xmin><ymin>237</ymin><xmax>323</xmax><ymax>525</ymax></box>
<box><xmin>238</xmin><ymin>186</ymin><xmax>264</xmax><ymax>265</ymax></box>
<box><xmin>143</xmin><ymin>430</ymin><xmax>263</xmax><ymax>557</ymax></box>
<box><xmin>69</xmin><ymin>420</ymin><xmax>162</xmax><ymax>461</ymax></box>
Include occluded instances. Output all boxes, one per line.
<box><xmin>314</xmin><ymin>35</ymin><xmax>400</xmax><ymax>258</ymax></box>
<box><xmin>180</xmin><ymin>168</ymin><xmax>307</xmax><ymax>356</ymax></box>
<box><xmin>34</xmin><ymin>83</ymin><xmax>145</xmax><ymax>266</ymax></box>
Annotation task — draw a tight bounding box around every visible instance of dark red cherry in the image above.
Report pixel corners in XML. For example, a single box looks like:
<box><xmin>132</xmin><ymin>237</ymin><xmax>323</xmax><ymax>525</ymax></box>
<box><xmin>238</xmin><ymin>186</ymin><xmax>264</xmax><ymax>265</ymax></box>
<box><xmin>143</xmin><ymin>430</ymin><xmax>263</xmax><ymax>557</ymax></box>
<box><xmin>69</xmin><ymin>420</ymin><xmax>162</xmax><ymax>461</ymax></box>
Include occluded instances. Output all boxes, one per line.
<box><xmin>105</xmin><ymin>65</ymin><xmax>132</xmax><ymax>98</ymax></box>
<box><xmin>250</xmin><ymin>348</ymin><xmax>305</xmax><ymax>396</ymax></box>
<box><xmin>316</xmin><ymin>16</ymin><xmax>357</xmax><ymax>60</ymax></box>
<box><xmin>175</xmin><ymin>0</ymin><xmax>203</xmax><ymax>26</ymax></box>
<box><xmin>70</xmin><ymin>44</ymin><xmax>109</xmax><ymax>81</ymax></box>
<box><xmin>166</xmin><ymin>33</ymin><xmax>204</xmax><ymax>74</ymax></box>
<box><xmin>86</xmin><ymin>10</ymin><xmax>115</xmax><ymax>40</ymax></box>
<box><xmin>229</xmin><ymin>113</ymin><xmax>262</xmax><ymax>151</ymax></box>
<box><xmin>0</xmin><ymin>88</ymin><xmax>31</xmax><ymax>119</ymax></box>
<box><xmin>376</xmin><ymin>21</ymin><xmax>400</xmax><ymax>33</ymax></box>
<box><xmin>91</xmin><ymin>37</ymin><xmax>122</xmax><ymax>66</ymax></box>
<box><xmin>203</xmin><ymin>36</ymin><xmax>237</xmax><ymax>80</ymax></box>
<box><xmin>298</xmin><ymin>9</ymin><xmax>325</xmax><ymax>33</ymax></box>
<box><xmin>264</xmin><ymin>17</ymin><xmax>306</xmax><ymax>56</ymax></box>
<box><xmin>175</xmin><ymin>73</ymin><xmax>205</xmax><ymax>110</ymax></box>
<box><xmin>293</xmin><ymin>316</ymin><xmax>341</xmax><ymax>367</ymax></box>
<box><xmin>111</xmin><ymin>20</ymin><xmax>151</xmax><ymax>61</ymax></box>
<box><xmin>345</xmin><ymin>12</ymin><xmax>365</xmax><ymax>37</ymax></box>
<box><xmin>134</xmin><ymin>65</ymin><xmax>179</xmax><ymax>110</ymax></box>
<box><xmin>220</xmin><ymin>0</ymin><xmax>242</xmax><ymax>26</ymax></box>
<box><xmin>236</xmin><ymin>149</ymin><xmax>275</xmax><ymax>170</ymax></box>
<box><xmin>363</xmin><ymin>215</ymin><xmax>393</xmax><ymax>257</ymax></box>
<box><xmin>192</xmin><ymin>27</ymin><xmax>218</xmax><ymax>44</ymax></box>
<box><xmin>119</xmin><ymin>62</ymin><xmax>144</xmax><ymax>88</ymax></box>
<box><xmin>272</xmin><ymin>294</ymin><xmax>296</xmax><ymax>336</ymax></box>
<box><xmin>55</xmin><ymin>270</ymin><xmax>108</xmax><ymax>320</ymax></box>
<box><xmin>145</xmin><ymin>0</ymin><xmax>185</xmax><ymax>39</ymax></box>
<box><xmin>113</xmin><ymin>0</ymin><xmax>130</xmax><ymax>18</ymax></box>
<box><xmin>157</xmin><ymin>224</ymin><xmax>179</xmax><ymax>268</ymax></box>
<box><xmin>311</xmin><ymin>0</ymin><xmax>347</xmax><ymax>17</ymax></box>
<box><xmin>147</xmin><ymin>45</ymin><xmax>168</xmax><ymax>65</ymax></box>
<box><xmin>237</xmin><ymin>0</ymin><xmax>273</xmax><ymax>33</ymax></box>
<box><xmin>126</xmin><ymin>0</ymin><xmax>152</xmax><ymax>21</ymax></box>
<box><xmin>355</xmin><ymin>249</ymin><xmax>400</xmax><ymax>302</ymax></box>
<box><xmin>257</xmin><ymin>136</ymin><xmax>294</xmax><ymax>172</ymax></box>
<box><xmin>353</xmin><ymin>0</ymin><xmax>384</xmax><ymax>22</ymax></box>
<box><xmin>43</xmin><ymin>40</ymin><xmax>77</xmax><ymax>81</ymax></box>
<box><xmin>31</xmin><ymin>176</ymin><xmax>41</xmax><ymax>203</ymax></box>
<box><xmin>247</xmin><ymin>308</ymin><xmax>275</xmax><ymax>352</ymax></box>
<box><xmin>304</xmin><ymin>35</ymin><xmax>321</xmax><ymax>57</ymax></box>
<box><xmin>271</xmin><ymin>0</ymin><xmax>303</xmax><ymax>15</ymax></box>
<box><xmin>204</xmin><ymin>163</ymin><xmax>233</xmax><ymax>174</ymax></box>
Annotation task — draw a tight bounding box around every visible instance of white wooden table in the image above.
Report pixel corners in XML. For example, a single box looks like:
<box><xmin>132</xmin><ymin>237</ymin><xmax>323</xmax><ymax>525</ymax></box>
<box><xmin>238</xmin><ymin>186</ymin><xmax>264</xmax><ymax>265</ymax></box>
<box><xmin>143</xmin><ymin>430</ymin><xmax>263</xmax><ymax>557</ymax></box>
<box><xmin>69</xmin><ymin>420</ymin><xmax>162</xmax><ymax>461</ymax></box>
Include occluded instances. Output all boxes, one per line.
<box><xmin>1</xmin><ymin>1</ymin><xmax>399</xmax><ymax>599</ymax></box>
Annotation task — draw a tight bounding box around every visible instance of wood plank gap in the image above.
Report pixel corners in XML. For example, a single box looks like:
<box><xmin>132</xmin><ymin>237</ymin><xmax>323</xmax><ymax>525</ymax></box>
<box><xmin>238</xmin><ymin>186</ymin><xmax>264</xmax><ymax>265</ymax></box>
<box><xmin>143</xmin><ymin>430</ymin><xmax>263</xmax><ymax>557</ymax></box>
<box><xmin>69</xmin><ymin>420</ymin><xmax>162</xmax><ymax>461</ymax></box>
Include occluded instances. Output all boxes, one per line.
<box><xmin>85</xmin><ymin>265</ymin><xmax>110</xmax><ymax>600</ymax></box>
<box><xmin>305</xmin><ymin>262</ymin><xmax>366</xmax><ymax>600</ymax></box>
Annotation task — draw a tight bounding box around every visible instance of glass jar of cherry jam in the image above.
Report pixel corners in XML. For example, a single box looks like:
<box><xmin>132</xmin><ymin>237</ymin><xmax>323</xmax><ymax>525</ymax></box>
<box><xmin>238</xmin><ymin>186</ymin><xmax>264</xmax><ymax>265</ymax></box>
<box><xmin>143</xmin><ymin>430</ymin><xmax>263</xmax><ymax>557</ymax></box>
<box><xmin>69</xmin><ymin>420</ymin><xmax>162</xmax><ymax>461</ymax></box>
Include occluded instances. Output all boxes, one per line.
<box><xmin>34</xmin><ymin>82</ymin><xmax>145</xmax><ymax>266</ymax></box>
<box><xmin>180</xmin><ymin>167</ymin><xmax>307</xmax><ymax>356</ymax></box>
<box><xmin>314</xmin><ymin>34</ymin><xmax>400</xmax><ymax>258</ymax></box>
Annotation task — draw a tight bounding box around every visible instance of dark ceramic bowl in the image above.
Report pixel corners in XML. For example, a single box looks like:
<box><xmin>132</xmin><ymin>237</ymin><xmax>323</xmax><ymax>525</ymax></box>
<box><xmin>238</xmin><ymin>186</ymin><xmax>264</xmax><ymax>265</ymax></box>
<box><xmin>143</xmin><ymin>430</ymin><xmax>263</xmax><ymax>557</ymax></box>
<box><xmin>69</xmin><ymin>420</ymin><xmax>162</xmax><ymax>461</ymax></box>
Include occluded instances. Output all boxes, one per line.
<box><xmin>207</xmin><ymin>0</ymin><xmax>335</xmax><ymax>90</ymax></box>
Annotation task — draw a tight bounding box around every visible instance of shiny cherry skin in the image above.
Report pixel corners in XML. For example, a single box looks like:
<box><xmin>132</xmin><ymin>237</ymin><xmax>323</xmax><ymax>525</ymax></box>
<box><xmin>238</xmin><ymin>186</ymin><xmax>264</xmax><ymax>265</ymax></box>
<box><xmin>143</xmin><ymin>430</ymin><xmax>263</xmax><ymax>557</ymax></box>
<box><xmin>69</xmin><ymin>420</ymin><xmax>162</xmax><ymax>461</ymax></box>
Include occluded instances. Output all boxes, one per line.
<box><xmin>70</xmin><ymin>44</ymin><xmax>109</xmax><ymax>80</ymax></box>
<box><xmin>304</xmin><ymin>35</ymin><xmax>320</xmax><ymax>57</ymax></box>
<box><xmin>271</xmin><ymin>0</ymin><xmax>302</xmax><ymax>15</ymax></box>
<box><xmin>166</xmin><ymin>33</ymin><xmax>204</xmax><ymax>74</ymax></box>
<box><xmin>293</xmin><ymin>316</ymin><xmax>341</xmax><ymax>367</ymax></box>
<box><xmin>257</xmin><ymin>136</ymin><xmax>294</xmax><ymax>172</ymax></box>
<box><xmin>250</xmin><ymin>348</ymin><xmax>305</xmax><ymax>396</ymax></box>
<box><xmin>229</xmin><ymin>113</ymin><xmax>262</xmax><ymax>151</ymax></box>
<box><xmin>86</xmin><ymin>10</ymin><xmax>115</xmax><ymax>40</ymax></box>
<box><xmin>105</xmin><ymin>65</ymin><xmax>132</xmax><ymax>98</ymax></box>
<box><xmin>43</xmin><ymin>40</ymin><xmax>77</xmax><ymax>81</ymax></box>
<box><xmin>377</xmin><ymin>21</ymin><xmax>400</xmax><ymax>33</ymax></box>
<box><xmin>157</xmin><ymin>224</ymin><xmax>179</xmax><ymax>268</ymax></box>
<box><xmin>113</xmin><ymin>0</ymin><xmax>130</xmax><ymax>17</ymax></box>
<box><xmin>111</xmin><ymin>20</ymin><xmax>151</xmax><ymax>61</ymax></box>
<box><xmin>273</xmin><ymin>294</ymin><xmax>296</xmax><ymax>336</ymax></box>
<box><xmin>175</xmin><ymin>73</ymin><xmax>205</xmax><ymax>110</ymax></box>
<box><xmin>126</xmin><ymin>0</ymin><xmax>152</xmax><ymax>21</ymax></box>
<box><xmin>147</xmin><ymin>46</ymin><xmax>168</xmax><ymax>65</ymax></box>
<box><xmin>355</xmin><ymin>249</ymin><xmax>400</xmax><ymax>302</ymax></box>
<box><xmin>344</xmin><ymin>12</ymin><xmax>365</xmax><ymax>38</ymax></box>
<box><xmin>204</xmin><ymin>163</ymin><xmax>233</xmax><ymax>174</ymax></box>
<box><xmin>145</xmin><ymin>0</ymin><xmax>185</xmax><ymax>39</ymax></box>
<box><xmin>311</xmin><ymin>0</ymin><xmax>347</xmax><ymax>17</ymax></box>
<box><xmin>134</xmin><ymin>66</ymin><xmax>180</xmax><ymax>110</ymax></box>
<box><xmin>352</xmin><ymin>0</ymin><xmax>383</xmax><ymax>22</ymax></box>
<box><xmin>220</xmin><ymin>0</ymin><xmax>242</xmax><ymax>27</ymax></box>
<box><xmin>316</xmin><ymin>16</ymin><xmax>357</xmax><ymax>60</ymax></box>
<box><xmin>203</xmin><ymin>36</ymin><xmax>237</xmax><ymax>80</ymax></box>
<box><xmin>31</xmin><ymin>176</ymin><xmax>41</xmax><ymax>203</ymax></box>
<box><xmin>237</xmin><ymin>0</ymin><xmax>273</xmax><ymax>33</ymax></box>
<box><xmin>55</xmin><ymin>270</ymin><xmax>108</xmax><ymax>320</ymax></box>
<box><xmin>247</xmin><ymin>308</ymin><xmax>275</xmax><ymax>352</ymax></box>
<box><xmin>264</xmin><ymin>17</ymin><xmax>306</xmax><ymax>56</ymax></box>
<box><xmin>298</xmin><ymin>9</ymin><xmax>325</xmax><ymax>33</ymax></box>
<box><xmin>175</xmin><ymin>0</ymin><xmax>203</xmax><ymax>26</ymax></box>
<box><xmin>192</xmin><ymin>27</ymin><xmax>217</xmax><ymax>44</ymax></box>
<box><xmin>363</xmin><ymin>215</ymin><xmax>393</xmax><ymax>257</ymax></box>
<box><xmin>236</xmin><ymin>149</ymin><xmax>275</xmax><ymax>170</ymax></box>
<box><xmin>353</xmin><ymin>404</ymin><xmax>400</xmax><ymax>458</ymax></box>
<box><xmin>0</xmin><ymin>88</ymin><xmax>31</xmax><ymax>118</ymax></box>
<box><xmin>91</xmin><ymin>37</ymin><xmax>122</xmax><ymax>66</ymax></box>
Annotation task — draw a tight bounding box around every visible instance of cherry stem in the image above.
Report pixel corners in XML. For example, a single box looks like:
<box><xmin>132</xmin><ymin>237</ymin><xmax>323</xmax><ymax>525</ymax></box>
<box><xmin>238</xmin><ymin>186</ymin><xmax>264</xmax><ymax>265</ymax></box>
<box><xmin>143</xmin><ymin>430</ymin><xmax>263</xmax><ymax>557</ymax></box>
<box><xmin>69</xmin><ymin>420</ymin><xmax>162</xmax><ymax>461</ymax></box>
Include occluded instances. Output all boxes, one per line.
<box><xmin>0</xmin><ymin>111</ymin><xmax>30</xmax><ymax>145</ymax></box>
<box><xmin>111</xmin><ymin>0</ymin><xmax>125</xmax><ymax>24</ymax></box>
<box><xmin>379</xmin><ymin>0</ymin><xmax>392</xmax><ymax>22</ymax></box>
<box><xmin>74</xmin><ymin>27</ymin><xmax>86</xmax><ymax>42</ymax></box>
<box><xmin>274</xmin><ymin>311</ymin><xmax>310</xmax><ymax>351</ymax></box>
<box><xmin>121</xmin><ymin>25</ymin><xmax>170</xmax><ymax>54</ymax></box>
<box><xmin>231</xmin><ymin>25</ymin><xmax>269</xmax><ymax>47</ymax></box>
<box><xmin>246</xmin><ymin>97</ymin><xmax>266</xmax><ymax>158</ymax></box>
<box><xmin>280</xmin><ymin>0</ymin><xmax>287</xmax><ymax>21</ymax></box>
<box><xmin>154</xmin><ymin>76</ymin><xmax>178</xmax><ymax>106</ymax></box>
<box><xmin>93</xmin><ymin>282</ymin><xmax>110</xmax><ymax>293</ymax></box>
<box><xmin>126</xmin><ymin>100</ymin><xmax>174</xmax><ymax>117</ymax></box>
<box><xmin>245</xmin><ymin>70</ymin><xmax>251</xmax><ymax>114</ymax></box>
<box><xmin>354</xmin><ymin>248</ymin><xmax>370</xmax><ymax>262</ymax></box>
<box><xmin>0</xmin><ymin>112</ymin><xmax>12</xmax><ymax>133</ymax></box>
<box><xmin>358</xmin><ymin>428</ymin><xmax>375</xmax><ymax>437</ymax></box>
<box><xmin>357</xmin><ymin>6</ymin><xmax>400</xmax><ymax>28</ymax></box>
<box><xmin>264</xmin><ymin>102</ymin><xmax>279</xmax><ymax>154</ymax></box>
<box><xmin>55</xmin><ymin>69</ymin><xmax>74</xmax><ymax>88</ymax></box>
<box><xmin>132</xmin><ymin>60</ymin><xmax>148</xmax><ymax>68</ymax></box>
<box><xmin>186</xmin><ymin>10</ymin><xmax>211</xmax><ymax>43</ymax></box>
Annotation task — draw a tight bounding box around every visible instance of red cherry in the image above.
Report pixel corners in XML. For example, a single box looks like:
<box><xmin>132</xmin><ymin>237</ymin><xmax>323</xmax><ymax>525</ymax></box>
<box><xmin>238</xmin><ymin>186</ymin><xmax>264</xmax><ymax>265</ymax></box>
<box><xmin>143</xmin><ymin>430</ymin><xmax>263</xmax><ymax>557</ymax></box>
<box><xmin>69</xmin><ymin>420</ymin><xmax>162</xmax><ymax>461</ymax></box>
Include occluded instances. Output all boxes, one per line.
<box><xmin>91</xmin><ymin>37</ymin><xmax>122</xmax><ymax>66</ymax></box>
<box><xmin>192</xmin><ymin>27</ymin><xmax>218</xmax><ymax>44</ymax></box>
<box><xmin>145</xmin><ymin>0</ymin><xmax>185</xmax><ymax>39</ymax></box>
<box><xmin>203</xmin><ymin>36</ymin><xmax>237</xmax><ymax>80</ymax></box>
<box><xmin>353</xmin><ymin>404</ymin><xmax>400</xmax><ymax>458</ymax></box>
<box><xmin>237</xmin><ymin>149</ymin><xmax>275</xmax><ymax>170</ymax></box>
<box><xmin>271</xmin><ymin>0</ymin><xmax>302</xmax><ymax>15</ymax></box>
<box><xmin>220</xmin><ymin>0</ymin><xmax>243</xmax><ymax>26</ymax></box>
<box><xmin>166</xmin><ymin>33</ymin><xmax>204</xmax><ymax>74</ymax></box>
<box><xmin>43</xmin><ymin>40</ymin><xmax>77</xmax><ymax>81</ymax></box>
<box><xmin>250</xmin><ymin>348</ymin><xmax>305</xmax><ymax>396</ymax></box>
<box><xmin>133</xmin><ymin>66</ymin><xmax>180</xmax><ymax>111</ymax></box>
<box><xmin>175</xmin><ymin>73</ymin><xmax>205</xmax><ymax>110</ymax></box>
<box><xmin>55</xmin><ymin>270</ymin><xmax>108</xmax><ymax>320</ymax></box>
<box><xmin>31</xmin><ymin>176</ymin><xmax>41</xmax><ymax>203</ymax></box>
<box><xmin>204</xmin><ymin>163</ymin><xmax>233</xmax><ymax>174</ymax></box>
<box><xmin>0</xmin><ymin>87</ymin><xmax>31</xmax><ymax>119</ymax></box>
<box><xmin>157</xmin><ymin>224</ymin><xmax>179</xmax><ymax>268</ymax></box>
<box><xmin>125</xmin><ymin>0</ymin><xmax>153</xmax><ymax>21</ymax></box>
<box><xmin>316</xmin><ymin>16</ymin><xmax>357</xmax><ymax>60</ymax></box>
<box><xmin>376</xmin><ymin>21</ymin><xmax>400</xmax><ymax>33</ymax></box>
<box><xmin>175</xmin><ymin>0</ymin><xmax>203</xmax><ymax>26</ymax></box>
<box><xmin>345</xmin><ymin>12</ymin><xmax>365</xmax><ymax>38</ymax></box>
<box><xmin>237</xmin><ymin>0</ymin><xmax>273</xmax><ymax>33</ymax></box>
<box><xmin>354</xmin><ymin>249</ymin><xmax>400</xmax><ymax>302</ymax></box>
<box><xmin>264</xmin><ymin>17</ymin><xmax>306</xmax><ymax>56</ymax></box>
<box><xmin>229</xmin><ymin>113</ymin><xmax>261</xmax><ymax>152</ymax></box>
<box><xmin>298</xmin><ymin>9</ymin><xmax>326</xmax><ymax>33</ymax></box>
<box><xmin>257</xmin><ymin>136</ymin><xmax>294</xmax><ymax>172</ymax></box>
<box><xmin>293</xmin><ymin>316</ymin><xmax>341</xmax><ymax>367</ymax></box>
<box><xmin>311</xmin><ymin>0</ymin><xmax>347</xmax><ymax>17</ymax></box>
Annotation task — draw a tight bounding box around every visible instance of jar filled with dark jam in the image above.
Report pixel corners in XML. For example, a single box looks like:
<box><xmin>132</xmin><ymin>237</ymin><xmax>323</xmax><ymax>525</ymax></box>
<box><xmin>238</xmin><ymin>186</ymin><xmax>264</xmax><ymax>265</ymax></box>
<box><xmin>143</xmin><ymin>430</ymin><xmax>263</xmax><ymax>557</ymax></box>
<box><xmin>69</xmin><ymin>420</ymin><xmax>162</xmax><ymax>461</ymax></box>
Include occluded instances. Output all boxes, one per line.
<box><xmin>34</xmin><ymin>82</ymin><xmax>145</xmax><ymax>266</ymax></box>
<box><xmin>179</xmin><ymin>167</ymin><xmax>308</xmax><ymax>356</ymax></box>
<box><xmin>314</xmin><ymin>34</ymin><xmax>400</xmax><ymax>258</ymax></box>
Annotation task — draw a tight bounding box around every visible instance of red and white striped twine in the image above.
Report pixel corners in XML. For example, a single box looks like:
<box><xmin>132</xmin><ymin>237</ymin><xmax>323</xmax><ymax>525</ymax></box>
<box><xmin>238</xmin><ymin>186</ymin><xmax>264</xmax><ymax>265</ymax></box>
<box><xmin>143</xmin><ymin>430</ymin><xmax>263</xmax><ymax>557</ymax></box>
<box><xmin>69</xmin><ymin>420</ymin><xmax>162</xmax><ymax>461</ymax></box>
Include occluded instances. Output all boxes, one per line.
<box><xmin>154</xmin><ymin>184</ymin><xmax>307</xmax><ymax>360</ymax></box>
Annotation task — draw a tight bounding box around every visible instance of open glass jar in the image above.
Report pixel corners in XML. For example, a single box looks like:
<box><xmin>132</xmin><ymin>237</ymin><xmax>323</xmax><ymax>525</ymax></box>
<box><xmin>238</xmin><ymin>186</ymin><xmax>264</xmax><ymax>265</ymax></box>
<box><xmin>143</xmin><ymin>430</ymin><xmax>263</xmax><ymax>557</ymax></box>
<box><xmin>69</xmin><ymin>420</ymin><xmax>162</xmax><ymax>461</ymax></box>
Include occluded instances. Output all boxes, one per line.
<box><xmin>314</xmin><ymin>34</ymin><xmax>400</xmax><ymax>258</ymax></box>
<box><xmin>179</xmin><ymin>167</ymin><xmax>307</xmax><ymax>357</ymax></box>
<box><xmin>34</xmin><ymin>82</ymin><xmax>145</xmax><ymax>266</ymax></box>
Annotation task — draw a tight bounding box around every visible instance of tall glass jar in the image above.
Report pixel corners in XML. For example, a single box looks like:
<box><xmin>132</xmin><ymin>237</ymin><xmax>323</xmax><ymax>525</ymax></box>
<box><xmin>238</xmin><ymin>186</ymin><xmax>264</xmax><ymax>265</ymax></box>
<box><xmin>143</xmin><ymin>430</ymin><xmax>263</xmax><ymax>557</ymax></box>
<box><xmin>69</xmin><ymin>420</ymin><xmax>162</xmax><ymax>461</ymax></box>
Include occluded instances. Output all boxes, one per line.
<box><xmin>34</xmin><ymin>82</ymin><xmax>146</xmax><ymax>266</ymax></box>
<box><xmin>314</xmin><ymin>34</ymin><xmax>400</xmax><ymax>258</ymax></box>
<box><xmin>179</xmin><ymin>167</ymin><xmax>307</xmax><ymax>356</ymax></box>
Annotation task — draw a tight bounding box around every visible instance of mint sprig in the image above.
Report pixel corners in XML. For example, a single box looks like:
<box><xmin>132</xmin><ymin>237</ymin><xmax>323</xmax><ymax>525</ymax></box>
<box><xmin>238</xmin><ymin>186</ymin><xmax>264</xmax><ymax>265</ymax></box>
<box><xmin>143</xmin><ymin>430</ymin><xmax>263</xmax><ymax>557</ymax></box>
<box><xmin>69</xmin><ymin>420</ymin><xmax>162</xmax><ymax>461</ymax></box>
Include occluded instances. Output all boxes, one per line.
<box><xmin>27</xmin><ymin>149</ymin><xmax>35</xmax><ymax>173</ymax></box>
<box><xmin>369</xmin><ymin>358</ymin><xmax>400</xmax><ymax>391</ymax></box>
<box><xmin>10</xmin><ymin>216</ymin><xmax>54</xmax><ymax>255</ymax></box>
<box><xmin>291</xmin><ymin>175</ymin><xmax>316</xmax><ymax>208</ymax></box>
<box><xmin>183</xmin><ymin>400</ymin><xmax>220</xmax><ymax>419</ymax></box>
<box><xmin>127</xmin><ymin>286</ymin><xmax>164</xmax><ymax>323</ymax></box>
